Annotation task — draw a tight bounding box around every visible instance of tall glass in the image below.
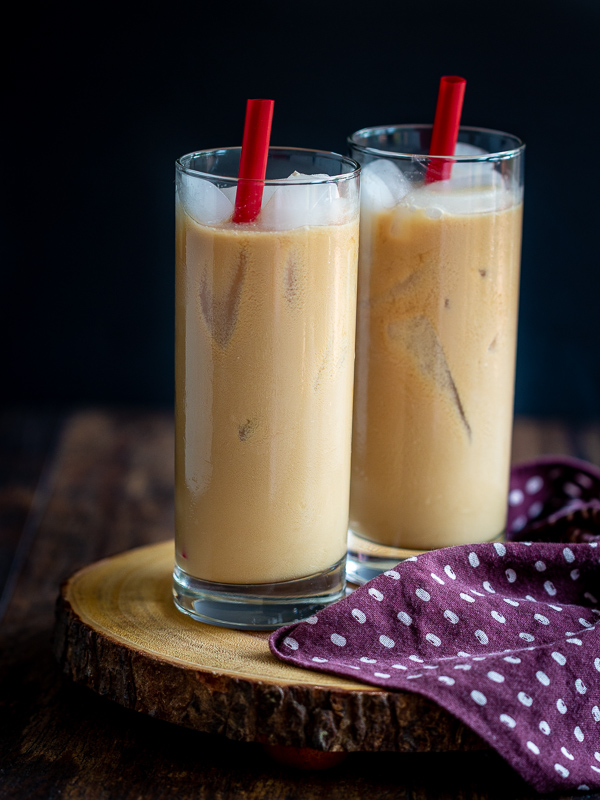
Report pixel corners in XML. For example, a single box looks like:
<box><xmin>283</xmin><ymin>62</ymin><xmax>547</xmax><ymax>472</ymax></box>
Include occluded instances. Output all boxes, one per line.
<box><xmin>347</xmin><ymin>126</ymin><xmax>524</xmax><ymax>583</ymax></box>
<box><xmin>173</xmin><ymin>147</ymin><xmax>360</xmax><ymax>628</ymax></box>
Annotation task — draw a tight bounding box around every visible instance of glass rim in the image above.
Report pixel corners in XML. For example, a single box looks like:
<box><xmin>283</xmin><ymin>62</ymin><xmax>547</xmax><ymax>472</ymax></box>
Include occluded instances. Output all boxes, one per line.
<box><xmin>348</xmin><ymin>124</ymin><xmax>525</xmax><ymax>162</ymax></box>
<box><xmin>176</xmin><ymin>146</ymin><xmax>361</xmax><ymax>185</ymax></box>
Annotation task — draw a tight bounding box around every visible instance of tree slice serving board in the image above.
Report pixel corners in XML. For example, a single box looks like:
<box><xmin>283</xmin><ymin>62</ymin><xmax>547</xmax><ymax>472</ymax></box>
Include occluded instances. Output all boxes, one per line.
<box><xmin>54</xmin><ymin>541</ymin><xmax>486</xmax><ymax>753</ymax></box>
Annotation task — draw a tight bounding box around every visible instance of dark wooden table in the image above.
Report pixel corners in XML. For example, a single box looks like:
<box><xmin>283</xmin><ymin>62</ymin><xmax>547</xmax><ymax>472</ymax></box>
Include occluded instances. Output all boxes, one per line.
<box><xmin>1</xmin><ymin>409</ymin><xmax>598</xmax><ymax>800</ymax></box>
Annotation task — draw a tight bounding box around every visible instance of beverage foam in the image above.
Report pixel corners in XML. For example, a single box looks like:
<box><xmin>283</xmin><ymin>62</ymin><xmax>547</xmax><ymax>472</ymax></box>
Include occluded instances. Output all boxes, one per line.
<box><xmin>406</xmin><ymin>172</ymin><xmax>517</xmax><ymax>215</ymax></box>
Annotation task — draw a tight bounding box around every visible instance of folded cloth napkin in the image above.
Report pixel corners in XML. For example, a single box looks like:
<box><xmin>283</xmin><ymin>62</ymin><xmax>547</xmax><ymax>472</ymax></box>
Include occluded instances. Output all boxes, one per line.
<box><xmin>270</xmin><ymin>457</ymin><xmax>600</xmax><ymax>794</ymax></box>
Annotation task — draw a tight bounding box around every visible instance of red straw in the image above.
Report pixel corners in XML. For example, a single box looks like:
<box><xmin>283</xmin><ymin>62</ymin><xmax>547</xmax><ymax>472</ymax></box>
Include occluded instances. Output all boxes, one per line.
<box><xmin>425</xmin><ymin>76</ymin><xmax>466</xmax><ymax>184</ymax></box>
<box><xmin>232</xmin><ymin>99</ymin><xmax>275</xmax><ymax>223</ymax></box>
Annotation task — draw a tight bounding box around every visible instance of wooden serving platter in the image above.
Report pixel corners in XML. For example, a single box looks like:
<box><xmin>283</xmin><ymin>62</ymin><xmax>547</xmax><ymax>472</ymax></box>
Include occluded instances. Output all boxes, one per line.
<box><xmin>54</xmin><ymin>541</ymin><xmax>485</xmax><ymax>753</ymax></box>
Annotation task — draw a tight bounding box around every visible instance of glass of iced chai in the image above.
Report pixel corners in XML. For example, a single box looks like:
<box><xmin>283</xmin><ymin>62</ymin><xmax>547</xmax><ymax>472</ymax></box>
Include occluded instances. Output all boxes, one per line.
<box><xmin>347</xmin><ymin>126</ymin><xmax>524</xmax><ymax>583</ymax></box>
<box><xmin>173</xmin><ymin>147</ymin><xmax>360</xmax><ymax>627</ymax></box>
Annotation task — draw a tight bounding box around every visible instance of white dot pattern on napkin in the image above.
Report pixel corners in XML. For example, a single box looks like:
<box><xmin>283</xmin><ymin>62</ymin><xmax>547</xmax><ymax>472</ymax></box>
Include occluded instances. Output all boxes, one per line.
<box><xmin>509</xmin><ymin>489</ymin><xmax>524</xmax><ymax>506</ymax></box>
<box><xmin>526</xmin><ymin>476</ymin><xmax>544</xmax><ymax>494</ymax></box>
<box><xmin>557</xmin><ymin>699</ymin><xmax>568</xmax><ymax>714</ymax></box>
<box><xmin>471</xmin><ymin>690</ymin><xmax>487</xmax><ymax>706</ymax></box>
<box><xmin>518</xmin><ymin>692</ymin><xmax>533</xmax><ymax>707</ymax></box>
<box><xmin>529</xmin><ymin>502</ymin><xmax>544</xmax><ymax>519</ymax></box>
<box><xmin>444</xmin><ymin>565</ymin><xmax>457</xmax><ymax>580</ymax></box>
<box><xmin>474</xmin><ymin>630</ymin><xmax>489</xmax><ymax>645</ymax></box>
<box><xmin>271</xmin><ymin>477</ymin><xmax>600</xmax><ymax>797</ymax></box>
<box><xmin>564</xmin><ymin>482</ymin><xmax>581</xmax><ymax>498</ymax></box>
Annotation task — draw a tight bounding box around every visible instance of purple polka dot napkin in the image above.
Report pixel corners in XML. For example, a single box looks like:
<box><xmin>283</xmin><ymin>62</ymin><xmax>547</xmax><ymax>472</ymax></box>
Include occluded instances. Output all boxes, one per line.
<box><xmin>270</xmin><ymin>458</ymin><xmax>600</xmax><ymax>794</ymax></box>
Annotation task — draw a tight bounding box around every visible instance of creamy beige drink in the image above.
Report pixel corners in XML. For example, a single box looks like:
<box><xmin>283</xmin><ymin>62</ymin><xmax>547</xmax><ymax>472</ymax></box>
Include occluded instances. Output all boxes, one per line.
<box><xmin>175</xmin><ymin>187</ymin><xmax>359</xmax><ymax>585</ymax></box>
<box><xmin>346</xmin><ymin>127</ymin><xmax>524</xmax><ymax>582</ymax></box>
<box><xmin>350</xmin><ymin>190</ymin><xmax>522</xmax><ymax>550</ymax></box>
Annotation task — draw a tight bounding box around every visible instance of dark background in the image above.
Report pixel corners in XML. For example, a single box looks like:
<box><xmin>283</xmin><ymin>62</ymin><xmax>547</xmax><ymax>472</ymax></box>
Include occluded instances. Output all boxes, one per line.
<box><xmin>4</xmin><ymin>0</ymin><xmax>599</xmax><ymax>417</ymax></box>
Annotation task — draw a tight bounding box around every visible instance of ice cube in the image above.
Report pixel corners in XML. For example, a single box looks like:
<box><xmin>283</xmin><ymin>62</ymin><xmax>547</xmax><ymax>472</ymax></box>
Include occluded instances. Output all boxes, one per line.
<box><xmin>388</xmin><ymin>315</ymin><xmax>471</xmax><ymax>438</ymax></box>
<box><xmin>454</xmin><ymin>143</ymin><xmax>488</xmax><ymax>157</ymax></box>
<box><xmin>407</xmin><ymin>171</ymin><xmax>513</xmax><ymax>215</ymax></box>
<box><xmin>220</xmin><ymin>185</ymin><xmax>237</xmax><ymax>205</ymax></box>
<box><xmin>221</xmin><ymin>184</ymin><xmax>278</xmax><ymax>208</ymax></box>
<box><xmin>360</xmin><ymin>159</ymin><xmax>411</xmax><ymax>210</ymax></box>
<box><xmin>178</xmin><ymin>174</ymin><xmax>233</xmax><ymax>225</ymax></box>
<box><xmin>261</xmin><ymin>185</ymin><xmax>278</xmax><ymax>206</ymax></box>
<box><xmin>451</xmin><ymin>142</ymin><xmax>495</xmax><ymax>183</ymax></box>
<box><xmin>259</xmin><ymin>172</ymin><xmax>348</xmax><ymax>230</ymax></box>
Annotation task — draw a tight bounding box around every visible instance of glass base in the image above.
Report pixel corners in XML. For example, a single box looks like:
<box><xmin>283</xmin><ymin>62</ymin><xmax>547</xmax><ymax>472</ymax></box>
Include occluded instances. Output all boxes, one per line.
<box><xmin>346</xmin><ymin>529</ymin><xmax>505</xmax><ymax>585</ymax></box>
<box><xmin>173</xmin><ymin>557</ymin><xmax>346</xmax><ymax>630</ymax></box>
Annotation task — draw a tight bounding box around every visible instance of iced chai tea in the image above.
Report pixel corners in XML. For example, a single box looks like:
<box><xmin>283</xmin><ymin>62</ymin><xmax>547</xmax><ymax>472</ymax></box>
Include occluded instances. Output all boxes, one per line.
<box><xmin>173</xmin><ymin>148</ymin><xmax>360</xmax><ymax>627</ymax></box>
<box><xmin>347</xmin><ymin>127</ymin><xmax>524</xmax><ymax>583</ymax></box>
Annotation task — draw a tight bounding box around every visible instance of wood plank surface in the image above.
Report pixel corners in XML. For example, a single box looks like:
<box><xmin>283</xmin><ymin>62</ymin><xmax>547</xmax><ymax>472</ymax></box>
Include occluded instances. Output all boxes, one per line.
<box><xmin>510</xmin><ymin>417</ymin><xmax>577</xmax><ymax>464</ymax></box>
<box><xmin>0</xmin><ymin>411</ymin><xmax>63</xmax><ymax>621</ymax></box>
<box><xmin>0</xmin><ymin>409</ymin><xmax>595</xmax><ymax>799</ymax></box>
